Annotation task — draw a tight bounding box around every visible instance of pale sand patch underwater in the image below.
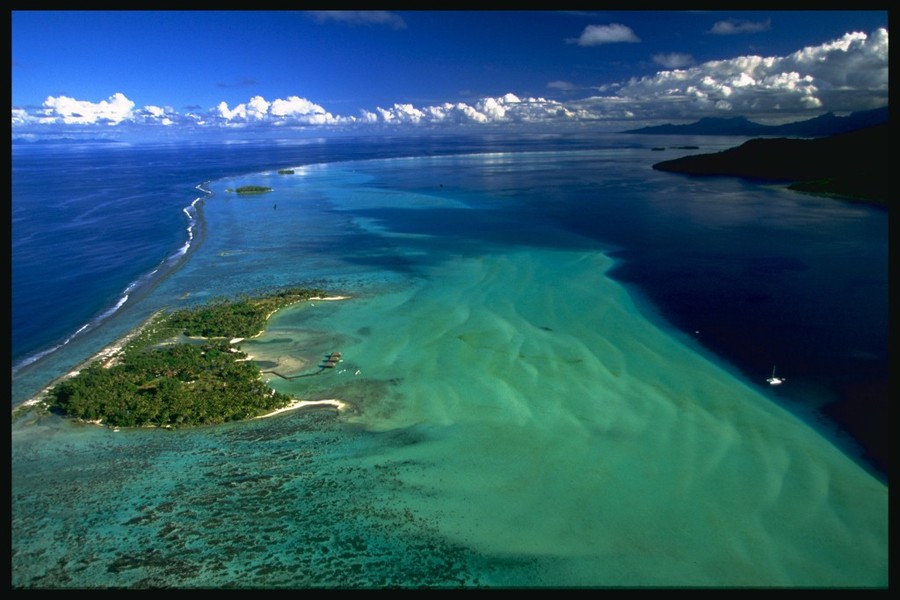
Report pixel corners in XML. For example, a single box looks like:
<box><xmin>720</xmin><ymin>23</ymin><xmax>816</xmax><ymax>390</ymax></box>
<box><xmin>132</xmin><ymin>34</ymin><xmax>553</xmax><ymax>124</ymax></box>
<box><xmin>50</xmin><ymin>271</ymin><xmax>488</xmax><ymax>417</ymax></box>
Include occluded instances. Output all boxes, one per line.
<box><xmin>252</xmin><ymin>249</ymin><xmax>887</xmax><ymax>586</ymax></box>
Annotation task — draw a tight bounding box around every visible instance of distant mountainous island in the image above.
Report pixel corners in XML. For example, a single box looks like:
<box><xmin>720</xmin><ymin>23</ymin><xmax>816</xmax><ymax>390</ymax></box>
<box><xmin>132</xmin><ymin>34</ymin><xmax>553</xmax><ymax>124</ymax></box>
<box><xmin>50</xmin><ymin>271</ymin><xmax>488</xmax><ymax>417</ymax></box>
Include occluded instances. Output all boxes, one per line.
<box><xmin>624</xmin><ymin>106</ymin><xmax>887</xmax><ymax>137</ymax></box>
<box><xmin>651</xmin><ymin>122</ymin><xmax>888</xmax><ymax>205</ymax></box>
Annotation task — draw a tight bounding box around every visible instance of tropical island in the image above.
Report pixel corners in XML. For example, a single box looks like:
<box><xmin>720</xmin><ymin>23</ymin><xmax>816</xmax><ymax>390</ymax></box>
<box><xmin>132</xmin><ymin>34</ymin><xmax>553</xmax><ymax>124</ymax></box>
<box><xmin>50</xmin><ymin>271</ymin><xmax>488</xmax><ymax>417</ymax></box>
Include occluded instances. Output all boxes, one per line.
<box><xmin>652</xmin><ymin>123</ymin><xmax>888</xmax><ymax>206</ymax></box>
<box><xmin>35</xmin><ymin>287</ymin><xmax>345</xmax><ymax>428</ymax></box>
<box><xmin>229</xmin><ymin>185</ymin><xmax>273</xmax><ymax>194</ymax></box>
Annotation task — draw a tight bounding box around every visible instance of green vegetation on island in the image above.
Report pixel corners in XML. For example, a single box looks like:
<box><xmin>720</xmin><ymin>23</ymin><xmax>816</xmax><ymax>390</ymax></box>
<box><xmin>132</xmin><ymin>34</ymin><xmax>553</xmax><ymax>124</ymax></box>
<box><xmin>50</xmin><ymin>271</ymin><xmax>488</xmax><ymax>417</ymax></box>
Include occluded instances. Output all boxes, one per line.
<box><xmin>229</xmin><ymin>185</ymin><xmax>273</xmax><ymax>194</ymax></box>
<box><xmin>166</xmin><ymin>287</ymin><xmax>326</xmax><ymax>338</ymax></box>
<box><xmin>45</xmin><ymin>287</ymin><xmax>328</xmax><ymax>428</ymax></box>
<box><xmin>278</xmin><ymin>169</ymin><xmax>295</xmax><ymax>175</ymax></box>
<box><xmin>652</xmin><ymin>124</ymin><xmax>888</xmax><ymax>206</ymax></box>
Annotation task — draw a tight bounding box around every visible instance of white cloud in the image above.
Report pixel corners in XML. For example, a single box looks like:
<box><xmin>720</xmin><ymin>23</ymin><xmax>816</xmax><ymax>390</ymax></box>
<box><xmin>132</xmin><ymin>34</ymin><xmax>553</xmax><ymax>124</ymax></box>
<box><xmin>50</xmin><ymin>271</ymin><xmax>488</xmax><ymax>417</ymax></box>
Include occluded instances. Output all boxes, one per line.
<box><xmin>358</xmin><ymin>109</ymin><xmax>380</xmax><ymax>124</ymax></box>
<box><xmin>246</xmin><ymin>96</ymin><xmax>271</xmax><ymax>120</ymax></box>
<box><xmin>419</xmin><ymin>102</ymin><xmax>488</xmax><ymax>124</ymax></box>
<box><xmin>375</xmin><ymin>102</ymin><xmax>459</xmax><ymax>124</ymax></box>
<box><xmin>11</xmin><ymin>108</ymin><xmax>29</xmax><ymax>126</ymax></box>
<box><xmin>585</xmin><ymin>28</ymin><xmax>887</xmax><ymax>123</ymax></box>
<box><xmin>788</xmin><ymin>29</ymin><xmax>888</xmax><ymax>90</ymax></box>
<box><xmin>391</xmin><ymin>103</ymin><xmax>426</xmax><ymax>123</ymax></box>
<box><xmin>478</xmin><ymin>96</ymin><xmax>511</xmax><ymax>120</ymax></box>
<box><xmin>10</xmin><ymin>29</ymin><xmax>889</xmax><ymax>137</ymax></box>
<box><xmin>361</xmin><ymin>94</ymin><xmax>577</xmax><ymax>126</ymax></box>
<box><xmin>135</xmin><ymin>104</ymin><xmax>178</xmax><ymax>126</ymax></box>
<box><xmin>216</xmin><ymin>101</ymin><xmax>247</xmax><ymax>121</ymax></box>
<box><xmin>477</xmin><ymin>94</ymin><xmax>576</xmax><ymax>123</ymax></box>
<box><xmin>39</xmin><ymin>92</ymin><xmax>135</xmax><ymax>125</ymax></box>
<box><xmin>570</xmin><ymin>24</ymin><xmax>640</xmax><ymax>46</ymax></box>
<box><xmin>270</xmin><ymin>96</ymin><xmax>326</xmax><ymax>117</ymax></box>
<box><xmin>144</xmin><ymin>105</ymin><xmax>166</xmax><ymax>118</ymax></box>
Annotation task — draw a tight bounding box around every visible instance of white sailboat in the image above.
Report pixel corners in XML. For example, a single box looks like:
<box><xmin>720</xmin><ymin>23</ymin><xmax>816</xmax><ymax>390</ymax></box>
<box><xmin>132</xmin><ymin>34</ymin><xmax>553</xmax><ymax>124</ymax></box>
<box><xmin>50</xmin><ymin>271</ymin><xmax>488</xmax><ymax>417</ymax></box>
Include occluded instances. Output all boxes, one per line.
<box><xmin>766</xmin><ymin>365</ymin><xmax>785</xmax><ymax>386</ymax></box>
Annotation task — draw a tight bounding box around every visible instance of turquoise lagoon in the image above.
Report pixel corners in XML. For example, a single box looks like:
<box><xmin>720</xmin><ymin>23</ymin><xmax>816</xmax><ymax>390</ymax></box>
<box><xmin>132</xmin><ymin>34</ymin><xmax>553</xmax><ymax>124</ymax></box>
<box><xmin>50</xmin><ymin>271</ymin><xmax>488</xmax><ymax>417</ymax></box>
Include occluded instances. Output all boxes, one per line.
<box><xmin>12</xmin><ymin>143</ymin><xmax>888</xmax><ymax>587</ymax></box>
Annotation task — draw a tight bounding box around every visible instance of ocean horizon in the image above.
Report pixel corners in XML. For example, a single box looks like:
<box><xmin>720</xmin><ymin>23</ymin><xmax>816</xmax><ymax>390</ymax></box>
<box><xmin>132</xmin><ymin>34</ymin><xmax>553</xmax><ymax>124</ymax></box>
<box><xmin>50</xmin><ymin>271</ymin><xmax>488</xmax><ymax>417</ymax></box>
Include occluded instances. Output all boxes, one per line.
<box><xmin>11</xmin><ymin>133</ymin><xmax>888</xmax><ymax>587</ymax></box>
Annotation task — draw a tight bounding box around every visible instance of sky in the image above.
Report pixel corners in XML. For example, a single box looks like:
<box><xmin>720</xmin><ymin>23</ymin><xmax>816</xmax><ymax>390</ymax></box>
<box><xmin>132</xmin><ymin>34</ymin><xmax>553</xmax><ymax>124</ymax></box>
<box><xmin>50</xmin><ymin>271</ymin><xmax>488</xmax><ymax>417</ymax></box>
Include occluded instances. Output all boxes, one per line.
<box><xmin>10</xmin><ymin>10</ymin><xmax>890</xmax><ymax>142</ymax></box>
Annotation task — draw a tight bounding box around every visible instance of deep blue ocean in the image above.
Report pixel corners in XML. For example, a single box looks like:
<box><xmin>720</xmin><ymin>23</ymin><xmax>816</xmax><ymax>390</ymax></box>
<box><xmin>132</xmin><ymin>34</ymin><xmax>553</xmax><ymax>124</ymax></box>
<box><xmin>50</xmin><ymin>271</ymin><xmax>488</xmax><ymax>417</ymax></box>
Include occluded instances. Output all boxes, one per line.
<box><xmin>11</xmin><ymin>134</ymin><xmax>888</xmax><ymax>587</ymax></box>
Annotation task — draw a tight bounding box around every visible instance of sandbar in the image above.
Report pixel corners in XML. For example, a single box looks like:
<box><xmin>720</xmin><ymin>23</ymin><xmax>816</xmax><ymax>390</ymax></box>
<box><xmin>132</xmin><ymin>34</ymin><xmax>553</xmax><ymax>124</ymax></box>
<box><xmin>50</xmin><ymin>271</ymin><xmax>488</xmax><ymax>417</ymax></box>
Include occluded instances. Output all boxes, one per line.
<box><xmin>255</xmin><ymin>398</ymin><xmax>348</xmax><ymax>419</ymax></box>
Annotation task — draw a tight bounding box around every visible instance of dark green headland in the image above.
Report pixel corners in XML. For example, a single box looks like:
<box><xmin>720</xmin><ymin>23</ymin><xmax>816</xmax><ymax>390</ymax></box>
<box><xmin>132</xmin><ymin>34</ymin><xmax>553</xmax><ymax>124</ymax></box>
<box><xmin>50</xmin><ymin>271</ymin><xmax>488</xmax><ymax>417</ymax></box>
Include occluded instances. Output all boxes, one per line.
<box><xmin>652</xmin><ymin>124</ymin><xmax>889</xmax><ymax>206</ymax></box>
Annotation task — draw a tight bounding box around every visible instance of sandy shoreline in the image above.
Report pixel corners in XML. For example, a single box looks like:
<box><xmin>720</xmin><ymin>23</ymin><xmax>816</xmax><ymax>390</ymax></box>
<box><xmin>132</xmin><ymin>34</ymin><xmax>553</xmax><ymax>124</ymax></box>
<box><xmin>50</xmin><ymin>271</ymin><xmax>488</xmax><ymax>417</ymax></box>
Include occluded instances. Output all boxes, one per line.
<box><xmin>246</xmin><ymin>295</ymin><xmax>351</xmax><ymax>341</ymax></box>
<box><xmin>15</xmin><ymin>310</ymin><xmax>166</xmax><ymax>411</ymax></box>
<box><xmin>15</xmin><ymin>294</ymin><xmax>351</xmax><ymax>414</ymax></box>
<box><xmin>255</xmin><ymin>398</ymin><xmax>348</xmax><ymax>419</ymax></box>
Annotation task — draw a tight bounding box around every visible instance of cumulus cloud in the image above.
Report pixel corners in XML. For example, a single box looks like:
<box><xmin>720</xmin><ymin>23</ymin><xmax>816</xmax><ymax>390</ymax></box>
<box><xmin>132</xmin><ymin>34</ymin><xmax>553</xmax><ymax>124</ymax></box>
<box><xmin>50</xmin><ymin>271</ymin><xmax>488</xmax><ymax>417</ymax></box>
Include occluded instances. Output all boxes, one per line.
<box><xmin>216</xmin><ymin>100</ymin><xmax>247</xmax><ymax>121</ymax></box>
<box><xmin>576</xmin><ymin>28</ymin><xmax>888</xmax><ymax>123</ymax></box>
<box><xmin>10</xmin><ymin>28</ymin><xmax>888</xmax><ymax>136</ymax></box>
<box><xmin>377</xmin><ymin>103</ymin><xmax>426</xmax><ymax>124</ymax></box>
<box><xmin>213</xmin><ymin>95</ymin><xmax>343</xmax><ymax>126</ymax></box>
<box><xmin>39</xmin><ymin>92</ymin><xmax>135</xmax><ymax>125</ymax></box>
<box><xmin>570</xmin><ymin>24</ymin><xmax>640</xmax><ymax>46</ymax></box>
<box><xmin>360</xmin><ymin>93</ymin><xmax>578</xmax><ymax>126</ymax></box>
<box><xmin>270</xmin><ymin>96</ymin><xmax>326</xmax><ymax>118</ymax></box>
<box><xmin>246</xmin><ymin>96</ymin><xmax>271</xmax><ymax>120</ymax></box>
<box><xmin>11</xmin><ymin>107</ymin><xmax>29</xmax><ymax>126</ymax></box>
<box><xmin>134</xmin><ymin>104</ymin><xmax>179</xmax><ymax>126</ymax></box>
<box><xmin>710</xmin><ymin>18</ymin><xmax>772</xmax><ymax>35</ymax></box>
<box><xmin>308</xmin><ymin>10</ymin><xmax>406</xmax><ymax>30</ymax></box>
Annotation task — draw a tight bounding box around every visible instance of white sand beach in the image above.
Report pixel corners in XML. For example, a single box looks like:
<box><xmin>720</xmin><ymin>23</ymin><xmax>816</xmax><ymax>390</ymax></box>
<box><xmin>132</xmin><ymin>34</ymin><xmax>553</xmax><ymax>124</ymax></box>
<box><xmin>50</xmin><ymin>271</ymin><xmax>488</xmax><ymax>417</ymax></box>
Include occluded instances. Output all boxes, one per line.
<box><xmin>255</xmin><ymin>398</ymin><xmax>348</xmax><ymax>419</ymax></box>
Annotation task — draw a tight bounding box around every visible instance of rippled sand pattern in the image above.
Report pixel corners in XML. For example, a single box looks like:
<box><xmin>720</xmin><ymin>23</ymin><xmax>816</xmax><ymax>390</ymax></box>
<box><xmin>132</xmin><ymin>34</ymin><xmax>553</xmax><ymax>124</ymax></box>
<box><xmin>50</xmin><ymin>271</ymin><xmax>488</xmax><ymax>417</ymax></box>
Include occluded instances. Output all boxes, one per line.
<box><xmin>246</xmin><ymin>249</ymin><xmax>888</xmax><ymax>586</ymax></box>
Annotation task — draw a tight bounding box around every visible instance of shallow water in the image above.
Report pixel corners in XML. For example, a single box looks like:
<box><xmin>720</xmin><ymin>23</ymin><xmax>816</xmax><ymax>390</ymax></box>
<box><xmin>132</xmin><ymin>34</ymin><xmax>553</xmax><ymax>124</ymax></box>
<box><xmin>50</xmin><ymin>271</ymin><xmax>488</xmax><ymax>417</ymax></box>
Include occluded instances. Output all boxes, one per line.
<box><xmin>11</xmin><ymin>140</ymin><xmax>888</xmax><ymax>587</ymax></box>
<box><xmin>244</xmin><ymin>248</ymin><xmax>887</xmax><ymax>587</ymax></box>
